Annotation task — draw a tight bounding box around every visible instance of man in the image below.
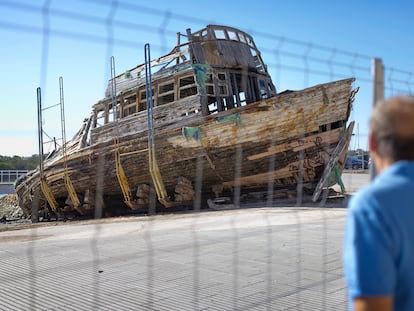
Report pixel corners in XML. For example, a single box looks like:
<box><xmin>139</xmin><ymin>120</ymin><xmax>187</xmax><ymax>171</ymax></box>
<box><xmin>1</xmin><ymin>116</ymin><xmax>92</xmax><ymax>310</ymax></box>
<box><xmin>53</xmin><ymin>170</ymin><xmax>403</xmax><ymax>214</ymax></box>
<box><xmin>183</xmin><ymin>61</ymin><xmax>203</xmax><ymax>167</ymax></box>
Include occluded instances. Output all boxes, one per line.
<box><xmin>343</xmin><ymin>95</ymin><xmax>414</xmax><ymax>311</ymax></box>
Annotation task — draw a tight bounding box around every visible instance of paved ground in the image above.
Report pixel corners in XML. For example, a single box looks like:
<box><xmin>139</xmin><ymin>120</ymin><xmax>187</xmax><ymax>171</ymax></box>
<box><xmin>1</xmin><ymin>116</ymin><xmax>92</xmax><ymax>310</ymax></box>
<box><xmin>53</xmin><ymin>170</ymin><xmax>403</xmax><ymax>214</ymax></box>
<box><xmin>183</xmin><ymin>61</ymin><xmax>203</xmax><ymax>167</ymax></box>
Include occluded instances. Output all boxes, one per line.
<box><xmin>341</xmin><ymin>171</ymin><xmax>370</xmax><ymax>193</ymax></box>
<box><xmin>0</xmin><ymin>172</ymin><xmax>369</xmax><ymax>310</ymax></box>
<box><xmin>0</xmin><ymin>207</ymin><xmax>347</xmax><ymax>311</ymax></box>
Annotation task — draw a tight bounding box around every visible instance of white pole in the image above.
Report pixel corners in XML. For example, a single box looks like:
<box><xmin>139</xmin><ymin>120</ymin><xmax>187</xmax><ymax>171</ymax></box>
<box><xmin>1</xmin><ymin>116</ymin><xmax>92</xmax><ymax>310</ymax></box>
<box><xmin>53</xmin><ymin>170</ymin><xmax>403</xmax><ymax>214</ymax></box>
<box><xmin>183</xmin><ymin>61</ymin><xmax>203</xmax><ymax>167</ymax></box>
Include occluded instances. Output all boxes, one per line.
<box><xmin>371</xmin><ymin>58</ymin><xmax>384</xmax><ymax>179</ymax></box>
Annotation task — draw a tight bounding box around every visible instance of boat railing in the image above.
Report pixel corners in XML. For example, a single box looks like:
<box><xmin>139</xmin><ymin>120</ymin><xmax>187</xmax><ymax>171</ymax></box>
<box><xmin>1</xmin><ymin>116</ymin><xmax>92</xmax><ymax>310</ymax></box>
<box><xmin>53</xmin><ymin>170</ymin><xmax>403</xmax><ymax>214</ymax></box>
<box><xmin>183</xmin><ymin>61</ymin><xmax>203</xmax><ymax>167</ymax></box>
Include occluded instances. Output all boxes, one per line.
<box><xmin>0</xmin><ymin>170</ymin><xmax>30</xmax><ymax>184</ymax></box>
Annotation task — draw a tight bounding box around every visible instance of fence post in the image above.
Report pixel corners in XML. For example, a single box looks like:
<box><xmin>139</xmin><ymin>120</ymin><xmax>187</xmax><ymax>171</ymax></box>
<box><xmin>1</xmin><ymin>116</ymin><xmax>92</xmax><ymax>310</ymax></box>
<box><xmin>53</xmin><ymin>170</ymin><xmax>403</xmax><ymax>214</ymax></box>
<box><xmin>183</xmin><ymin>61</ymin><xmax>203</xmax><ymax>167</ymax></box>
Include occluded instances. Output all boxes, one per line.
<box><xmin>370</xmin><ymin>58</ymin><xmax>384</xmax><ymax>179</ymax></box>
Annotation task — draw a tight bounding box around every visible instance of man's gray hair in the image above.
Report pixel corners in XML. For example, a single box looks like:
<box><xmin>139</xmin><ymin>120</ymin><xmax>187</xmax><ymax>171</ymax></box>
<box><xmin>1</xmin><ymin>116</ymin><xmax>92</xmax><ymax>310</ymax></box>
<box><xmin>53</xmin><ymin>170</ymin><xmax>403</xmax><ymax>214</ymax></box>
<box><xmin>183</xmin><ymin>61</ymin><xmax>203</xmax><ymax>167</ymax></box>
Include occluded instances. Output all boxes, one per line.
<box><xmin>370</xmin><ymin>95</ymin><xmax>414</xmax><ymax>161</ymax></box>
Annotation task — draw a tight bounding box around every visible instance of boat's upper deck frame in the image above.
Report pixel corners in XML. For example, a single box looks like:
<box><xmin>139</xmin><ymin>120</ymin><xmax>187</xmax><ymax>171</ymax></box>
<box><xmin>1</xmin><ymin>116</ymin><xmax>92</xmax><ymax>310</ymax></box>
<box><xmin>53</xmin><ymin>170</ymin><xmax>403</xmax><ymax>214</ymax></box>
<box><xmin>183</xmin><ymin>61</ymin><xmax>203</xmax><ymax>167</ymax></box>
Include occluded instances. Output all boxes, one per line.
<box><xmin>91</xmin><ymin>25</ymin><xmax>277</xmax><ymax>130</ymax></box>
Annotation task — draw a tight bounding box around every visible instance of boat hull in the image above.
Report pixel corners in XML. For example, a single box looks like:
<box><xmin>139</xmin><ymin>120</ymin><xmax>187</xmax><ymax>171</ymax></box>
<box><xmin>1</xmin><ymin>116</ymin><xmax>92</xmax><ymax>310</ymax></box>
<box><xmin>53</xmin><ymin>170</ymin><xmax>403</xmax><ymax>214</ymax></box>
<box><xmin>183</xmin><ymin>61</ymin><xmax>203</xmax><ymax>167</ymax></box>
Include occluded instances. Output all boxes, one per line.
<box><xmin>16</xmin><ymin>78</ymin><xmax>357</xmax><ymax>217</ymax></box>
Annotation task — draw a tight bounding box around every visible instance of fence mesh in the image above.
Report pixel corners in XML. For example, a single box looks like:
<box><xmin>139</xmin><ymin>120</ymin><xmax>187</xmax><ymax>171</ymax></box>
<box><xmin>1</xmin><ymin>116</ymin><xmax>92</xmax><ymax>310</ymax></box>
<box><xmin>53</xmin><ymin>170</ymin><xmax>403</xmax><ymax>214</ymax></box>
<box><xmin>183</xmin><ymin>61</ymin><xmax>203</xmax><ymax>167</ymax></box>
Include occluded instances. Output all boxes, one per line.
<box><xmin>1</xmin><ymin>1</ymin><xmax>414</xmax><ymax>310</ymax></box>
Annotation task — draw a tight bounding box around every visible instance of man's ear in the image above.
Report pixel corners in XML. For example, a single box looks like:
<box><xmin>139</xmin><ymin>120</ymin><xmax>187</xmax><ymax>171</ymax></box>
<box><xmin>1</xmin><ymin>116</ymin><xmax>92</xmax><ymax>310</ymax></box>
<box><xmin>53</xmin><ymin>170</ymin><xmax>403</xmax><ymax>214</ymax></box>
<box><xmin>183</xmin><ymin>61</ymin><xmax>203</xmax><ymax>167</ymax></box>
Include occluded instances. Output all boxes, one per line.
<box><xmin>369</xmin><ymin>131</ymin><xmax>377</xmax><ymax>153</ymax></box>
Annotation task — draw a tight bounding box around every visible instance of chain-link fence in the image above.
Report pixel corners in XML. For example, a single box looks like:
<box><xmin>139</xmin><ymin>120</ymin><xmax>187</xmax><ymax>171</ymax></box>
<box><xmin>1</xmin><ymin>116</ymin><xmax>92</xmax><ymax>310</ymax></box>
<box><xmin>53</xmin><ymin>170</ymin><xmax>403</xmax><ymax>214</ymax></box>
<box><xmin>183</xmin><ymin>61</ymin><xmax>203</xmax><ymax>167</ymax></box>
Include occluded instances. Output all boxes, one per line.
<box><xmin>1</xmin><ymin>1</ymin><xmax>414</xmax><ymax>310</ymax></box>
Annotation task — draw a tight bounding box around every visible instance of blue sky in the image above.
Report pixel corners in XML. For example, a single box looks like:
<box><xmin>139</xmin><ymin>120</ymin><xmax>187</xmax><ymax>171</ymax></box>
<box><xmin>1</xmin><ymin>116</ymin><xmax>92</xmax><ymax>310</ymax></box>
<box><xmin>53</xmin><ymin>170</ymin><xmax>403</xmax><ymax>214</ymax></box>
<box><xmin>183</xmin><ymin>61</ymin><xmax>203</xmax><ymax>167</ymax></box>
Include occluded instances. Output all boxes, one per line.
<box><xmin>1</xmin><ymin>0</ymin><xmax>414</xmax><ymax>156</ymax></box>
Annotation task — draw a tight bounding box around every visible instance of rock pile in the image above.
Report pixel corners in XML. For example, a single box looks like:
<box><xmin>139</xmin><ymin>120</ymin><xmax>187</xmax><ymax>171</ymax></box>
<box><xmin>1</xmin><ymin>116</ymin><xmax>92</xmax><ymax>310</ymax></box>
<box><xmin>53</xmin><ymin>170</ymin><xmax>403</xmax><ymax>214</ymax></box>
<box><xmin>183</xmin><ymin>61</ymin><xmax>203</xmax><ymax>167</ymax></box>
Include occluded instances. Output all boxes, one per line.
<box><xmin>0</xmin><ymin>194</ymin><xmax>23</xmax><ymax>220</ymax></box>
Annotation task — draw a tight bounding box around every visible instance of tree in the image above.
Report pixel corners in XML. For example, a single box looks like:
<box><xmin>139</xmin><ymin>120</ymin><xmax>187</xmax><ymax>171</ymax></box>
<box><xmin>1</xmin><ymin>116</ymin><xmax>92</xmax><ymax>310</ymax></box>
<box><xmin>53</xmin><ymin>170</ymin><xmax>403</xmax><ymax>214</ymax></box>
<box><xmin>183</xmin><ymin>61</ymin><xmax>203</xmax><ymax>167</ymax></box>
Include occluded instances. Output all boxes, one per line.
<box><xmin>0</xmin><ymin>155</ymin><xmax>40</xmax><ymax>170</ymax></box>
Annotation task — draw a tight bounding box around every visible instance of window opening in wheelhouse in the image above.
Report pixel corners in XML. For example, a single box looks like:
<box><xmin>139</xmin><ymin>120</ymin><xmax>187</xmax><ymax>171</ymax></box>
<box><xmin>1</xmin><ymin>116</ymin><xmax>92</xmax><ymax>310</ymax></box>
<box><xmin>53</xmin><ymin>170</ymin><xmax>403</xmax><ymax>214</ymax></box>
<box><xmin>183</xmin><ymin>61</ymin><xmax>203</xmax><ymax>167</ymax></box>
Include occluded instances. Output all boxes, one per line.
<box><xmin>122</xmin><ymin>95</ymin><xmax>137</xmax><ymax>117</ymax></box>
<box><xmin>205</xmin><ymin>71</ymin><xmax>235</xmax><ymax>114</ymax></box>
<box><xmin>138</xmin><ymin>88</ymin><xmax>153</xmax><ymax>112</ymax></box>
<box><xmin>227</xmin><ymin>30</ymin><xmax>239</xmax><ymax>41</ymax></box>
<box><xmin>232</xmin><ymin>73</ymin><xmax>249</xmax><ymax>107</ymax></box>
<box><xmin>239</xmin><ymin>92</ymin><xmax>247</xmax><ymax>106</ymax></box>
<box><xmin>217</xmin><ymin>73</ymin><xmax>228</xmax><ymax>96</ymax></box>
<box><xmin>179</xmin><ymin>75</ymin><xmax>197</xmax><ymax>99</ymax></box>
<box><xmin>214</xmin><ymin>29</ymin><xmax>226</xmax><ymax>39</ymax></box>
<box><xmin>239</xmin><ymin>34</ymin><xmax>247</xmax><ymax>44</ymax></box>
<box><xmin>95</xmin><ymin>109</ymin><xmax>105</xmax><ymax>127</ymax></box>
<box><xmin>108</xmin><ymin>100</ymin><xmax>119</xmax><ymax>122</ymax></box>
<box><xmin>157</xmin><ymin>81</ymin><xmax>175</xmax><ymax>106</ymax></box>
<box><xmin>259</xmin><ymin>80</ymin><xmax>268</xmax><ymax>99</ymax></box>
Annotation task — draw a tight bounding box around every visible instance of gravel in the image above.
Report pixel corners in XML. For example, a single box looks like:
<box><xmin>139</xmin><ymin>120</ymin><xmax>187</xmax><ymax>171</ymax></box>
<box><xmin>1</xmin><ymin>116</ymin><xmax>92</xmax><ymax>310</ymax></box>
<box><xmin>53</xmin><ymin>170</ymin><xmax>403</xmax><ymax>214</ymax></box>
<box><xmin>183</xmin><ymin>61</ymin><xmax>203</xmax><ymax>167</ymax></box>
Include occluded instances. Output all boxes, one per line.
<box><xmin>0</xmin><ymin>194</ymin><xmax>24</xmax><ymax>220</ymax></box>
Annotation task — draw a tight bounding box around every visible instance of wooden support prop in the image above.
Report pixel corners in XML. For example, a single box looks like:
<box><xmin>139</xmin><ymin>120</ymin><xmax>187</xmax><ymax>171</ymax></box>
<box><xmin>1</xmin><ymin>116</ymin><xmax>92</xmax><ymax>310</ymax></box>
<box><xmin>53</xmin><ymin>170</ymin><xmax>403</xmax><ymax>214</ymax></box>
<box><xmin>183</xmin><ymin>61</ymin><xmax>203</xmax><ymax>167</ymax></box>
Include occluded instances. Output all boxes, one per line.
<box><xmin>40</xmin><ymin>178</ymin><xmax>59</xmax><ymax>213</ymax></box>
<box><xmin>64</xmin><ymin>174</ymin><xmax>83</xmax><ymax>214</ymax></box>
<box><xmin>312</xmin><ymin>121</ymin><xmax>355</xmax><ymax>202</ymax></box>
<box><xmin>114</xmin><ymin>145</ymin><xmax>134</xmax><ymax>209</ymax></box>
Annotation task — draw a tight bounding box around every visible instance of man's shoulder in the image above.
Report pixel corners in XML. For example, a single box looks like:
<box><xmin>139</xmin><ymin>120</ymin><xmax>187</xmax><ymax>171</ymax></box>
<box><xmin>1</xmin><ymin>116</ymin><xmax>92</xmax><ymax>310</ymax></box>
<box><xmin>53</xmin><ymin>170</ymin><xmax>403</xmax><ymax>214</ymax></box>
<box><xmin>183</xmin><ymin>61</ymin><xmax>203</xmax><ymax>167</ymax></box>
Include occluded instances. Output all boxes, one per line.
<box><xmin>348</xmin><ymin>161</ymin><xmax>414</xmax><ymax>214</ymax></box>
<box><xmin>348</xmin><ymin>185</ymin><xmax>380</xmax><ymax>214</ymax></box>
<box><xmin>391</xmin><ymin>161</ymin><xmax>414</xmax><ymax>182</ymax></box>
<box><xmin>347</xmin><ymin>174</ymin><xmax>393</xmax><ymax>214</ymax></box>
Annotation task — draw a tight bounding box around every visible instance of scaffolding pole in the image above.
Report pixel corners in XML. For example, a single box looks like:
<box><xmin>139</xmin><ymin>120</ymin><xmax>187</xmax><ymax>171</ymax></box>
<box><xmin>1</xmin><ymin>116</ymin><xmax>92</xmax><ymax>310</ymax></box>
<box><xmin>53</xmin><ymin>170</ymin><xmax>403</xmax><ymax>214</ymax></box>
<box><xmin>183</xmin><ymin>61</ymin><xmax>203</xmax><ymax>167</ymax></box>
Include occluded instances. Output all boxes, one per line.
<box><xmin>37</xmin><ymin>87</ymin><xmax>58</xmax><ymax>212</ymax></box>
<box><xmin>59</xmin><ymin>77</ymin><xmax>81</xmax><ymax>212</ymax></box>
<box><xmin>145</xmin><ymin>43</ymin><xmax>169</xmax><ymax>205</ymax></box>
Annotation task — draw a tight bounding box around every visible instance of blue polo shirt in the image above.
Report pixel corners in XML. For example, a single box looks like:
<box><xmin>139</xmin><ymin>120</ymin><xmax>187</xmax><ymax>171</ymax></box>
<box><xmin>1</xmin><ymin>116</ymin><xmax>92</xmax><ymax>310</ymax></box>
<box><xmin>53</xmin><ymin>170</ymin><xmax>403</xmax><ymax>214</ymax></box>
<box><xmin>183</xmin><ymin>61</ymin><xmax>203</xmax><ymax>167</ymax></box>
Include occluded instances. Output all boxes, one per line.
<box><xmin>343</xmin><ymin>161</ymin><xmax>414</xmax><ymax>311</ymax></box>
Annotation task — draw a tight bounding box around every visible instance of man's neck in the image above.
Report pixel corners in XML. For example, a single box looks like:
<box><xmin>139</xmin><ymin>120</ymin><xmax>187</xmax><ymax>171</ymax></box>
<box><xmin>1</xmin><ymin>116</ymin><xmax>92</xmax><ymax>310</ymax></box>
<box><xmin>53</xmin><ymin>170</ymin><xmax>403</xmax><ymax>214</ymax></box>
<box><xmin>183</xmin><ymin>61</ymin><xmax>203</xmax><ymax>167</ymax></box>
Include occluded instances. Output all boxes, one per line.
<box><xmin>371</xmin><ymin>153</ymin><xmax>394</xmax><ymax>174</ymax></box>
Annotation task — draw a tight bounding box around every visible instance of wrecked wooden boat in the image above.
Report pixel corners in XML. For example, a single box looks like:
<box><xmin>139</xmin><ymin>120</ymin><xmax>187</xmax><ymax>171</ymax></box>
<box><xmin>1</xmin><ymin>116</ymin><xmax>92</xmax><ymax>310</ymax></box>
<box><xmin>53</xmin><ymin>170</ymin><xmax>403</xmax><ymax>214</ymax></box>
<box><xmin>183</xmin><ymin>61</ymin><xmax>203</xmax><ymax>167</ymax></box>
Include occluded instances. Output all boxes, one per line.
<box><xmin>15</xmin><ymin>24</ymin><xmax>358</xmax><ymax>218</ymax></box>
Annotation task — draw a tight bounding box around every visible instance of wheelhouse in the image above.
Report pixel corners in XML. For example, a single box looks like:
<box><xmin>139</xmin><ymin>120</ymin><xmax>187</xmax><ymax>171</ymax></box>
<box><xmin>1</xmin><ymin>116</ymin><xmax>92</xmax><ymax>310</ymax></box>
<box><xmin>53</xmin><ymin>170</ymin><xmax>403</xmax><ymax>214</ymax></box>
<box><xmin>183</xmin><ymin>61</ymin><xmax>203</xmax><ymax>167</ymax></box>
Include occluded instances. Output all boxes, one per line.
<box><xmin>91</xmin><ymin>25</ymin><xmax>277</xmax><ymax>129</ymax></box>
